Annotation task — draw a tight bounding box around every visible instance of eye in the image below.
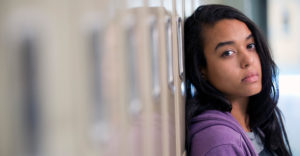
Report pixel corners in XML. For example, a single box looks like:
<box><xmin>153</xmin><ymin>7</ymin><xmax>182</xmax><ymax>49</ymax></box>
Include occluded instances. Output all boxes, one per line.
<box><xmin>221</xmin><ymin>50</ymin><xmax>235</xmax><ymax>57</ymax></box>
<box><xmin>247</xmin><ymin>43</ymin><xmax>256</xmax><ymax>49</ymax></box>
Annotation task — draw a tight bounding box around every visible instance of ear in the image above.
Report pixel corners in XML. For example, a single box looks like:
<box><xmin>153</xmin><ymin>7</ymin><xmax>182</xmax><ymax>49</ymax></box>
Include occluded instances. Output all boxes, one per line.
<box><xmin>200</xmin><ymin>68</ymin><xmax>207</xmax><ymax>79</ymax></box>
<box><xmin>201</xmin><ymin>68</ymin><xmax>206</xmax><ymax>74</ymax></box>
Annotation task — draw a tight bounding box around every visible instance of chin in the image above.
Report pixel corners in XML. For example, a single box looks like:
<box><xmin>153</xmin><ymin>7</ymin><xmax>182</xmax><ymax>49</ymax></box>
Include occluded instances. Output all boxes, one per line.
<box><xmin>246</xmin><ymin>87</ymin><xmax>262</xmax><ymax>96</ymax></box>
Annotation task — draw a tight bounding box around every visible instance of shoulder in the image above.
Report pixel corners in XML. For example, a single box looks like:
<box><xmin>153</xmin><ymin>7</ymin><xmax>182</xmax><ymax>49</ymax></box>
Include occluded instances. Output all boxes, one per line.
<box><xmin>189</xmin><ymin>110</ymin><xmax>250</xmax><ymax>155</ymax></box>
<box><xmin>190</xmin><ymin>125</ymin><xmax>244</xmax><ymax>156</ymax></box>
<box><xmin>204</xmin><ymin>144</ymin><xmax>245</xmax><ymax>156</ymax></box>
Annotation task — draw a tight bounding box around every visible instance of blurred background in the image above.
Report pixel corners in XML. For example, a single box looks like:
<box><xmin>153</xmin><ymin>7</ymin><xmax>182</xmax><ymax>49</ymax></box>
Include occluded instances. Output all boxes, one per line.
<box><xmin>0</xmin><ymin>0</ymin><xmax>299</xmax><ymax>156</ymax></box>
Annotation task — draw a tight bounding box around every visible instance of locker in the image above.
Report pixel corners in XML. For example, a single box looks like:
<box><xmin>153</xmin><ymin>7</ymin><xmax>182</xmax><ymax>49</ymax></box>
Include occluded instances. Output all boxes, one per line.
<box><xmin>0</xmin><ymin>0</ymin><xmax>219</xmax><ymax>156</ymax></box>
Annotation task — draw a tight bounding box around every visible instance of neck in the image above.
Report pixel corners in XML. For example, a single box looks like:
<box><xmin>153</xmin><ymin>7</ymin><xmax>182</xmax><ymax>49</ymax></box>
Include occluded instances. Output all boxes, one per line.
<box><xmin>228</xmin><ymin>96</ymin><xmax>251</xmax><ymax>132</ymax></box>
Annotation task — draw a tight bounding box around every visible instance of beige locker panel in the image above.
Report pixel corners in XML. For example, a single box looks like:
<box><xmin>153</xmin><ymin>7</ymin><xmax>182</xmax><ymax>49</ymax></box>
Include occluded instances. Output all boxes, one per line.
<box><xmin>172</xmin><ymin>0</ymin><xmax>186</xmax><ymax>155</ymax></box>
<box><xmin>114</xmin><ymin>7</ymin><xmax>159</xmax><ymax>156</ymax></box>
<box><xmin>36</xmin><ymin>2</ymin><xmax>96</xmax><ymax>155</ymax></box>
<box><xmin>157</xmin><ymin>9</ymin><xmax>176</xmax><ymax>156</ymax></box>
<box><xmin>149</xmin><ymin>7</ymin><xmax>179</xmax><ymax>156</ymax></box>
<box><xmin>102</xmin><ymin>9</ymin><xmax>135</xmax><ymax>155</ymax></box>
<box><xmin>101</xmin><ymin>21</ymin><xmax>121</xmax><ymax>156</ymax></box>
<box><xmin>0</xmin><ymin>21</ymin><xmax>26</xmax><ymax>156</ymax></box>
<box><xmin>134</xmin><ymin>7</ymin><xmax>155</xmax><ymax>156</ymax></box>
<box><xmin>173</xmin><ymin>16</ymin><xmax>186</xmax><ymax>156</ymax></box>
<box><xmin>0</xmin><ymin>0</ymin><xmax>189</xmax><ymax>156</ymax></box>
<box><xmin>166</xmin><ymin>16</ymin><xmax>177</xmax><ymax>156</ymax></box>
<box><xmin>148</xmin><ymin>10</ymin><xmax>163</xmax><ymax>156</ymax></box>
<box><xmin>86</xmin><ymin>26</ymin><xmax>106</xmax><ymax>156</ymax></box>
<box><xmin>0</xmin><ymin>4</ymin><xmax>44</xmax><ymax>156</ymax></box>
<box><xmin>122</xmin><ymin>10</ymin><xmax>149</xmax><ymax>156</ymax></box>
<box><xmin>124</xmin><ymin>13</ymin><xmax>143</xmax><ymax>156</ymax></box>
<box><xmin>80</xmin><ymin>1</ymin><xmax>113</xmax><ymax>155</ymax></box>
<box><xmin>0</xmin><ymin>1</ymin><xmax>112</xmax><ymax>156</ymax></box>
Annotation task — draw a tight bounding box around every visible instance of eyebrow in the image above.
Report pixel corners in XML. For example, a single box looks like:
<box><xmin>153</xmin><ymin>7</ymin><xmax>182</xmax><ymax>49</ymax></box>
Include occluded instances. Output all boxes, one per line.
<box><xmin>214</xmin><ymin>34</ymin><xmax>253</xmax><ymax>51</ymax></box>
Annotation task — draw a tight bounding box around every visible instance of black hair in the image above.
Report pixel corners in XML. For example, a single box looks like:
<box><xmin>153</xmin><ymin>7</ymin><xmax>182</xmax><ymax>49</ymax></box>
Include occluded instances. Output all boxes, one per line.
<box><xmin>184</xmin><ymin>4</ymin><xmax>292</xmax><ymax>156</ymax></box>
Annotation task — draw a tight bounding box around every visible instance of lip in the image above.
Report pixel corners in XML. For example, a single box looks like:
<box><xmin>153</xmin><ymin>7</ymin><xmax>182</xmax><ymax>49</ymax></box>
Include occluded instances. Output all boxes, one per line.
<box><xmin>242</xmin><ymin>72</ymin><xmax>259</xmax><ymax>83</ymax></box>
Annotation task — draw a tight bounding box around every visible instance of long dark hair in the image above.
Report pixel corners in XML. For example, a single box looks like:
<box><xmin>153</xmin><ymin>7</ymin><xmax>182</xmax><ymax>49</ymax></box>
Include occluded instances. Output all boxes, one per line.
<box><xmin>184</xmin><ymin>4</ymin><xmax>292</xmax><ymax>156</ymax></box>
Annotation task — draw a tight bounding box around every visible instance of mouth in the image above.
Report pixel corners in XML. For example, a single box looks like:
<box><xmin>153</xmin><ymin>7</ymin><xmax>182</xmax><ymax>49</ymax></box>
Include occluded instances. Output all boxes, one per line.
<box><xmin>242</xmin><ymin>73</ymin><xmax>259</xmax><ymax>83</ymax></box>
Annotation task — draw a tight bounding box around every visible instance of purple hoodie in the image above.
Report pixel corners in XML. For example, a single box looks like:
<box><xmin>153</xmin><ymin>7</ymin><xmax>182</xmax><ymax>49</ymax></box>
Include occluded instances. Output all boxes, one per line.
<box><xmin>189</xmin><ymin>110</ymin><xmax>257</xmax><ymax>156</ymax></box>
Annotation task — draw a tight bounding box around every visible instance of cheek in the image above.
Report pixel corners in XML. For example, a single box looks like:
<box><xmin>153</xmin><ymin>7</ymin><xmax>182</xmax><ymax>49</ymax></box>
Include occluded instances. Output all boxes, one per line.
<box><xmin>206</xmin><ymin>61</ymin><xmax>235</xmax><ymax>85</ymax></box>
<box><xmin>254</xmin><ymin>53</ymin><xmax>262</xmax><ymax>74</ymax></box>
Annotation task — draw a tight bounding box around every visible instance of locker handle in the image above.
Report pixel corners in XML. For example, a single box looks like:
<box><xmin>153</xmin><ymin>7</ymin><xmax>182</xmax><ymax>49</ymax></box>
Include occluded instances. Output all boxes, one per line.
<box><xmin>165</xmin><ymin>17</ymin><xmax>174</xmax><ymax>92</ymax></box>
<box><xmin>149</xmin><ymin>16</ymin><xmax>160</xmax><ymax>97</ymax></box>
<box><xmin>176</xmin><ymin>17</ymin><xmax>184</xmax><ymax>80</ymax></box>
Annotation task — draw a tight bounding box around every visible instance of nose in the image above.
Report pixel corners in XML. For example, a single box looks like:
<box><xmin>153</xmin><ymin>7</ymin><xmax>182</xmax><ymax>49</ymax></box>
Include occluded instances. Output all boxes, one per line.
<box><xmin>240</xmin><ymin>50</ymin><xmax>254</xmax><ymax>68</ymax></box>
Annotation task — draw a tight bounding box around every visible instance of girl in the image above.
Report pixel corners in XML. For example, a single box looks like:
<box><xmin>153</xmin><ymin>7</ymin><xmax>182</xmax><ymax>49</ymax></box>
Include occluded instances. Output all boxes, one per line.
<box><xmin>184</xmin><ymin>4</ymin><xmax>292</xmax><ymax>156</ymax></box>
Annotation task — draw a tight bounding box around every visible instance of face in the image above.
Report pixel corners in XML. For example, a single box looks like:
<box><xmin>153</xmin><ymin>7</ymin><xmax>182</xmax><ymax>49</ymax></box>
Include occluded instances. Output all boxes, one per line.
<box><xmin>201</xmin><ymin>19</ymin><xmax>262</xmax><ymax>101</ymax></box>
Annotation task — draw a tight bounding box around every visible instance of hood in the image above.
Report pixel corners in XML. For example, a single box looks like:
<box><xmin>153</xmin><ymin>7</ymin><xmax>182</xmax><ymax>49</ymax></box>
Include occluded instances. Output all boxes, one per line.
<box><xmin>190</xmin><ymin>110</ymin><xmax>242</xmax><ymax>138</ymax></box>
<box><xmin>189</xmin><ymin>110</ymin><xmax>257</xmax><ymax>156</ymax></box>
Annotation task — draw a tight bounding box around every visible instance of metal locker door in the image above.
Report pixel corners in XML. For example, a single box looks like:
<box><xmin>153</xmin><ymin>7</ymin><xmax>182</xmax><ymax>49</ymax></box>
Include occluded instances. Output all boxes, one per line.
<box><xmin>135</xmin><ymin>7</ymin><xmax>155</xmax><ymax>156</ymax></box>
<box><xmin>171</xmin><ymin>0</ymin><xmax>186</xmax><ymax>155</ymax></box>
<box><xmin>176</xmin><ymin>15</ymin><xmax>186</xmax><ymax>156</ymax></box>
<box><xmin>157</xmin><ymin>8</ymin><xmax>177</xmax><ymax>156</ymax></box>
<box><xmin>148</xmin><ymin>8</ymin><xmax>163</xmax><ymax>156</ymax></box>
<box><xmin>79</xmin><ymin>0</ymin><xmax>114</xmax><ymax>155</ymax></box>
<box><xmin>41</xmin><ymin>2</ymin><xmax>92</xmax><ymax>155</ymax></box>
<box><xmin>160</xmin><ymin>2</ymin><xmax>177</xmax><ymax>156</ymax></box>
<box><xmin>0</xmin><ymin>4</ymin><xmax>44</xmax><ymax>156</ymax></box>
<box><xmin>102</xmin><ymin>8</ymin><xmax>133</xmax><ymax>156</ymax></box>
<box><xmin>122</xmin><ymin>9</ymin><xmax>146</xmax><ymax>156</ymax></box>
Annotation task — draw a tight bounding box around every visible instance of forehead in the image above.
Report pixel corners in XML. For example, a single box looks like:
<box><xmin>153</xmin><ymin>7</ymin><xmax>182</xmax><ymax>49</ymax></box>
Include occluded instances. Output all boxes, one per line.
<box><xmin>202</xmin><ymin>19</ymin><xmax>252</xmax><ymax>46</ymax></box>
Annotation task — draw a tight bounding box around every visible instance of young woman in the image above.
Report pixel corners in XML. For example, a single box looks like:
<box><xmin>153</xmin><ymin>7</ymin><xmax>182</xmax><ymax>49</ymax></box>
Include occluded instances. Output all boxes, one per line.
<box><xmin>184</xmin><ymin>4</ymin><xmax>292</xmax><ymax>156</ymax></box>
